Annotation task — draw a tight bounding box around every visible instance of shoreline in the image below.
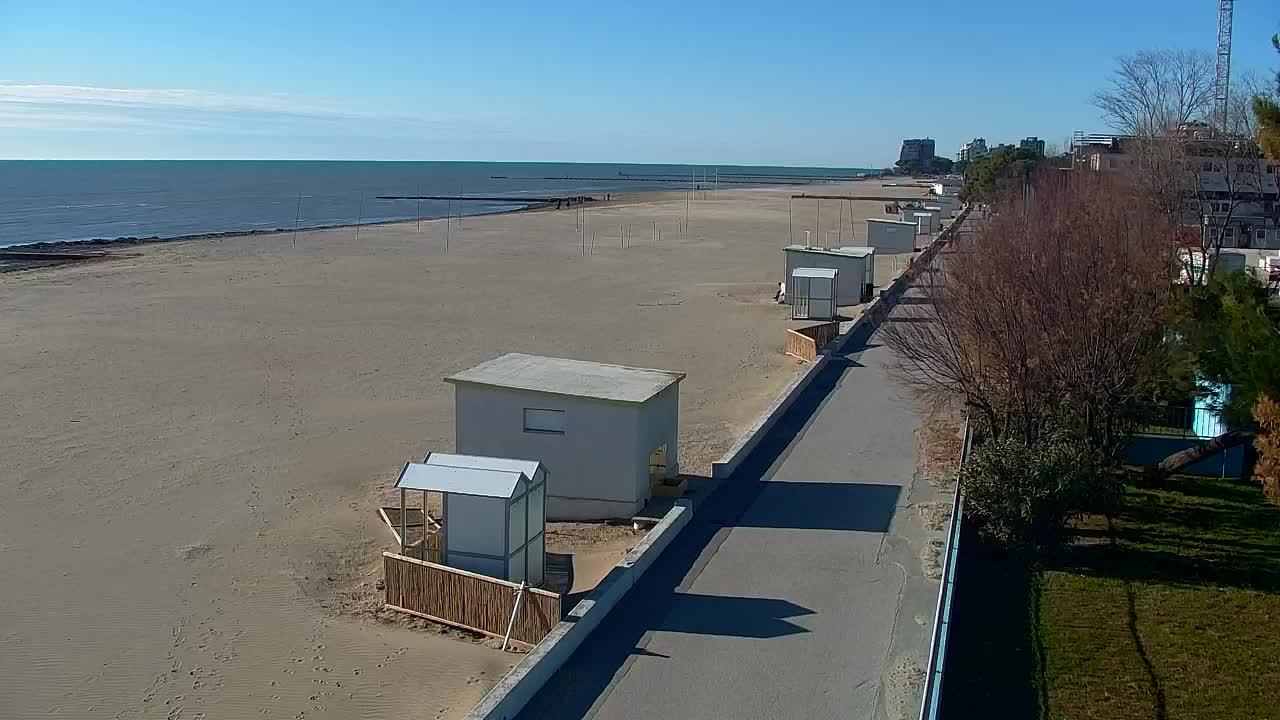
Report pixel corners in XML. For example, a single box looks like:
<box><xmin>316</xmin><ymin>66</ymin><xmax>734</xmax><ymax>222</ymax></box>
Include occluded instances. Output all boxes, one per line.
<box><xmin>0</xmin><ymin>197</ymin><xmax>572</xmax><ymax>253</ymax></box>
<box><xmin>0</xmin><ymin>186</ymin><xmax>736</xmax><ymax>272</ymax></box>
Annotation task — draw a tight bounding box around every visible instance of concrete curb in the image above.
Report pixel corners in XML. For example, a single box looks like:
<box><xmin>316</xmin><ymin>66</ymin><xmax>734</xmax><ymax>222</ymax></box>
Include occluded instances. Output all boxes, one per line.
<box><xmin>465</xmin><ymin>498</ymin><xmax>693</xmax><ymax>720</ymax></box>
<box><xmin>711</xmin><ymin>354</ymin><xmax>829</xmax><ymax>480</ymax></box>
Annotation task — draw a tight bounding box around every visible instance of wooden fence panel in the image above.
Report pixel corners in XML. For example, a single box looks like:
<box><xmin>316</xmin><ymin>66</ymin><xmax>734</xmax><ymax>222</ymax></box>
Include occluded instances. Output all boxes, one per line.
<box><xmin>785</xmin><ymin>321</ymin><xmax>840</xmax><ymax>362</ymax></box>
<box><xmin>383</xmin><ymin>552</ymin><xmax>561</xmax><ymax>646</ymax></box>
<box><xmin>785</xmin><ymin>329</ymin><xmax>817</xmax><ymax>362</ymax></box>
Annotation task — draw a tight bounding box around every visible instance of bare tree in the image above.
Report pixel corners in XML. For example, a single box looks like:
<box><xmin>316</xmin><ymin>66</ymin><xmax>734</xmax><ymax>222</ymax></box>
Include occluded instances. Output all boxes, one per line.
<box><xmin>1094</xmin><ymin>60</ymin><xmax>1277</xmax><ymax>284</ymax></box>
<box><xmin>1092</xmin><ymin>49</ymin><xmax>1215</xmax><ymax>136</ymax></box>
<box><xmin>884</xmin><ymin>171</ymin><xmax>1179</xmax><ymax>457</ymax></box>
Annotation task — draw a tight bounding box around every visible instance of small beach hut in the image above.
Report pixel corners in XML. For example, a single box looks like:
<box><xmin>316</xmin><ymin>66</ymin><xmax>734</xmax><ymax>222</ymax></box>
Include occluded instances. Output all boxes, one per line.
<box><xmin>394</xmin><ymin>453</ymin><xmax>547</xmax><ymax>585</ymax></box>
<box><xmin>790</xmin><ymin>267</ymin><xmax>838</xmax><ymax>320</ymax></box>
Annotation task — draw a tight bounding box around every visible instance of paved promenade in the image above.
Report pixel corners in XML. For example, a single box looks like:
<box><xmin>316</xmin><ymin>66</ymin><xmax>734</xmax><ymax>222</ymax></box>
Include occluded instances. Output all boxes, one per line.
<box><xmin>518</xmin><ymin>315</ymin><xmax>941</xmax><ymax>719</ymax></box>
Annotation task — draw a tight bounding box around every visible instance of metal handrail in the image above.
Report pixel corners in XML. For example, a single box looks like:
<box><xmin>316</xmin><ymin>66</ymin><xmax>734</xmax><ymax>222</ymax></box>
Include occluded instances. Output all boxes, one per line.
<box><xmin>918</xmin><ymin>419</ymin><xmax>973</xmax><ymax>720</ymax></box>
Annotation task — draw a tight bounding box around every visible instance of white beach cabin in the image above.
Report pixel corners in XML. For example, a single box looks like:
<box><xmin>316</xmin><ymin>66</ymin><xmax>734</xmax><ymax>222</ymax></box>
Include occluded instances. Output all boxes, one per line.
<box><xmin>866</xmin><ymin>218</ymin><xmax>917</xmax><ymax>253</ymax></box>
<box><xmin>394</xmin><ymin>453</ymin><xmax>546</xmax><ymax>585</ymax></box>
<box><xmin>446</xmin><ymin>353</ymin><xmax>685</xmax><ymax>521</ymax></box>
<box><xmin>783</xmin><ymin>245</ymin><xmax>875</xmax><ymax>306</ymax></box>
<box><xmin>903</xmin><ymin>207</ymin><xmax>940</xmax><ymax>234</ymax></box>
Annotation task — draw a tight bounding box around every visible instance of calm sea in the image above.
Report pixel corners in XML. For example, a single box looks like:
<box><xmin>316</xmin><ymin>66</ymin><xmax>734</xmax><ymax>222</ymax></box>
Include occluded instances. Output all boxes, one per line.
<box><xmin>0</xmin><ymin>161</ymin><xmax>872</xmax><ymax>248</ymax></box>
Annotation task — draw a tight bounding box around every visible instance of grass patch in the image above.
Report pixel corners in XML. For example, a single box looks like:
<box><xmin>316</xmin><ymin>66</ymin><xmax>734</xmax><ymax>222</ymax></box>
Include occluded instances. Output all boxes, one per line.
<box><xmin>942</xmin><ymin>476</ymin><xmax>1280</xmax><ymax>720</ymax></box>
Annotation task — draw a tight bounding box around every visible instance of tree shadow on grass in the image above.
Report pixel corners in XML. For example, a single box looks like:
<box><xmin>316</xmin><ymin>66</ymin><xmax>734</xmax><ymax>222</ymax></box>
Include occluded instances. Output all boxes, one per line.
<box><xmin>1056</xmin><ymin>477</ymin><xmax>1280</xmax><ymax>593</ymax></box>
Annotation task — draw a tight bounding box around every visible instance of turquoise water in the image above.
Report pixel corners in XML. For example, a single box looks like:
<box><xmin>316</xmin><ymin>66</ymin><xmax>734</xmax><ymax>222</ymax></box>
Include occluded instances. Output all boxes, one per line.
<box><xmin>0</xmin><ymin>160</ymin><xmax>873</xmax><ymax>248</ymax></box>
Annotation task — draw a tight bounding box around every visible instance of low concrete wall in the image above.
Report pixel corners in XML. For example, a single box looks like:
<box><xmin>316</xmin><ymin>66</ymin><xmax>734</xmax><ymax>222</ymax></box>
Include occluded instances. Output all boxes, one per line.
<box><xmin>711</xmin><ymin>354</ymin><xmax>830</xmax><ymax>480</ymax></box>
<box><xmin>465</xmin><ymin>499</ymin><xmax>692</xmax><ymax>720</ymax></box>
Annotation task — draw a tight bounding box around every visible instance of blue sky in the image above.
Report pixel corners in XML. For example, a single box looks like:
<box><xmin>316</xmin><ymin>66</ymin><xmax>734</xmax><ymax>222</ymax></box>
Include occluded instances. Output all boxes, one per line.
<box><xmin>0</xmin><ymin>1</ymin><xmax>1276</xmax><ymax>166</ymax></box>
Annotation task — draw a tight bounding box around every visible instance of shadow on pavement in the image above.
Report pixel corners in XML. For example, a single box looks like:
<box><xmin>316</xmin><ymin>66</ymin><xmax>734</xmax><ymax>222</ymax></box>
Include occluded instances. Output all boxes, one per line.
<box><xmin>653</xmin><ymin>593</ymin><xmax>815</xmax><ymax>639</ymax></box>
<box><xmin>735</xmin><ymin>482</ymin><xmax>899</xmax><ymax>532</ymax></box>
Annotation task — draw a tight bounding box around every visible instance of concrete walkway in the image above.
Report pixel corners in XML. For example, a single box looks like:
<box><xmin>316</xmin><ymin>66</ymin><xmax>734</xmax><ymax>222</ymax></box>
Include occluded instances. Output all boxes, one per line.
<box><xmin>517</xmin><ymin>320</ymin><xmax>939</xmax><ymax>720</ymax></box>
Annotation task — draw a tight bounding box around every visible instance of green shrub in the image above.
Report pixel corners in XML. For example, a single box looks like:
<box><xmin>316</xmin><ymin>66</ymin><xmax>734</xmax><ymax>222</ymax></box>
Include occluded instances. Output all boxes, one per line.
<box><xmin>961</xmin><ymin>436</ymin><xmax>1117</xmax><ymax>553</ymax></box>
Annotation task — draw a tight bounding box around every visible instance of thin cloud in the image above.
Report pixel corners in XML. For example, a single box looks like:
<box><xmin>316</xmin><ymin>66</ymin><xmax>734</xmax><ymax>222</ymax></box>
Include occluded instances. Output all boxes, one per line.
<box><xmin>0</xmin><ymin>83</ymin><xmax>323</xmax><ymax>115</ymax></box>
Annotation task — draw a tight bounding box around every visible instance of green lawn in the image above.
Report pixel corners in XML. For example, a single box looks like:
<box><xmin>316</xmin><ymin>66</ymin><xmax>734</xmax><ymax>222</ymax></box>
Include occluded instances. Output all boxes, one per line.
<box><xmin>943</xmin><ymin>477</ymin><xmax>1280</xmax><ymax>720</ymax></box>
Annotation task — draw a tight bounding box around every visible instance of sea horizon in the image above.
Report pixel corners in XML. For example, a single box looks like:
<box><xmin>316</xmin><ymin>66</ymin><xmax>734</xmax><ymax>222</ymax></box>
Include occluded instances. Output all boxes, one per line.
<box><xmin>0</xmin><ymin>160</ymin><xmax>877</xmax><ymax>249</ymax></box>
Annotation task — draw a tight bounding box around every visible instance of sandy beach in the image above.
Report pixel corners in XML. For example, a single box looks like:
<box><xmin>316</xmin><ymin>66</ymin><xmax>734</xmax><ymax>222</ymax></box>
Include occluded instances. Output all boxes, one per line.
<box><xmin>0</xmin><ymin>180</ymin><xmax>930</xmax><ymax>719</ymax></box>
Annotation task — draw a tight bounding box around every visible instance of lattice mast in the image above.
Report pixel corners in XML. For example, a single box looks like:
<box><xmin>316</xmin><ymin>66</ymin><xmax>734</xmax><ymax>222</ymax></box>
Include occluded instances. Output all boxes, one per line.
<box><xmin>1213</xmin><ymin>0</ymin><xmax>1235</xmax><ymax>130</ymax></box>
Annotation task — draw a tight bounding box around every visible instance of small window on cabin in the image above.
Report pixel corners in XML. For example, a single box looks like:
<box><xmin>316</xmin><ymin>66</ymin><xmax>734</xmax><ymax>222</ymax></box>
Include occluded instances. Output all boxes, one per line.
<box><xmin>523</xmin><ymin>408</ymin><xmax>565</xmax><ymax>435</ymax></box>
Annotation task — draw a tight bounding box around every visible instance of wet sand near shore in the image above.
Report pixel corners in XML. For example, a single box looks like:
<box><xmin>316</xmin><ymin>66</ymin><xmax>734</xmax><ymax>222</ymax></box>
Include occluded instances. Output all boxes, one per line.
<box><xmin>0</xmin><ymin>179</ymin><xmax>931</xmax><ymax>719</ymax></box>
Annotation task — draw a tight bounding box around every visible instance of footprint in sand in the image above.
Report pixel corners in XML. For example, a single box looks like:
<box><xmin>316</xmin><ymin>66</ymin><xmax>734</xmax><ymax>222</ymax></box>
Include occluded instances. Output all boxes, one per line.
<box><xmin>177</xmin><ymin>543</ymin><xmax>213</xmax><ymax>560</ymax></box>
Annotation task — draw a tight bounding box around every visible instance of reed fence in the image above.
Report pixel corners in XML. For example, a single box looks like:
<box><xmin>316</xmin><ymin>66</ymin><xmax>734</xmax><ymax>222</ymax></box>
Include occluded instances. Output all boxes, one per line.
<box><xmin>383</xmin><ymin>552</ymin><xmax>561</xmax><ymax>645</ymax></box>
<box><xmin>784</xmin><ymin>321</ymin><xmax>841</xmax><ymax>362</ymax></box>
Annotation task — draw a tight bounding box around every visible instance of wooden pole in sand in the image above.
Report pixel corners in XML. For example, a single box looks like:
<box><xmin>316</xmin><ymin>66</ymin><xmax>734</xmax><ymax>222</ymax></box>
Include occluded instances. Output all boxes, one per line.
<box><xmin>685</xmin><ymin>191</ymin><xmax>690</xmax><ymax>235</ymax></box>
<box><xmin>848</xmin><ymin>199</ymin><xmax>855</xmax><ymax>241</ymax></box>
<box><xmin>814</xmin><ymin>198</ymin><xmax>820</xmax><ymax>242</ymax></box>
<box><xmin>355</xmin><ymin>191</ymin><xmax>364</xmax><ymax>242</ymax></box>
<box><xmin>788</xmin><ymin>196</ymin><xmax>794</xmax><ymax>245</ymax></box>
<box><xmin>838</xmin><ymin>197</ymin><xmax>844</xmax><ymax>244</ymax></box>
<box><xmin>653</xmin><ymin>220</ymin><xmax>657</xmax><ymax>244</ymax></box>
<box><xmin>445</xmin><ymin>199</ymin><xmax>451</xmax><ymax>252</ymax></box>
<box><xmin>416</xmin><ymin>184</ymin><xmax>422</xmax><ymax>234</ymax></box>
<box><xmin>399</xmin><ymin>487</ymin><xmax>407</xmax><ymax>556</ymax></box>
<box><xmin>292</xmin><ymin>192</ymin><xmax>302</xmax><ymax>246</ymax></box>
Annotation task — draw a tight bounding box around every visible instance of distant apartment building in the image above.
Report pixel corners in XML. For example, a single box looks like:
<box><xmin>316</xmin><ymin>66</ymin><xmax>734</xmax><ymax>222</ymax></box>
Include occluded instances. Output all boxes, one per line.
<box><xmin>1019</xmin><ymin>136</ymin><xmax>1046</xmax><ymax>156</ymax></box>
<box><xmin>899</xmin><ymin>138</ymin><xmax>936</xmax><ymax>165</ymax></box>
<box><xmin>958</xmin><ymin>138</ymin><xmax>988</xmax><ymax>162</ymax></box>
<box><xmin>1072</xmin><ymin>130</ymin><xmax>1280</xmax><ymax>249</ymax></box>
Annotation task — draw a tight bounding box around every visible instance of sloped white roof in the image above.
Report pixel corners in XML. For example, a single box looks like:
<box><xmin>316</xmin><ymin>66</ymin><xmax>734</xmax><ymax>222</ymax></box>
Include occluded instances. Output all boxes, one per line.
<box><xmin>394</xmin><ymin>453</ymin><xmax>542</xmax><ymax>498</ymax></box>
<box><xmin>784</xmin><ymin>244</ymin><xmax>875</xmax><ymax>258</ymax></box>
<box><xmin>445</xmin><ymin>353</ymin><xmax>684</xmax><ymax>404</ymax></box>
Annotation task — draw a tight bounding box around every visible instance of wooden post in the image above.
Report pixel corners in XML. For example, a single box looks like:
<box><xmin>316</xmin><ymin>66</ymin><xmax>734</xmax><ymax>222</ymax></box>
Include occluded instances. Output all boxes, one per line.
<box><xmin>416</xmin><ymin>184</ymin><xmax>422</xmax><ymax>234</ymax></box>
<box><xmin>445</xmin><ymin>199</ymin><xmax>451</xmax><ymax>252</ymax></box>
<box><xmin>355</xmin><ymin>191</ymin><xmax>364</xmax><ymax>242</ymax></box>
<box><xmin>399</xmin><ymin>487</ymin><xmax>407</xmax><ymax>556</ymax></box>
<box><xmin>292</xmin><ymin>192</ymin><xmax>302</xmax><ymax>246</ymax></box>
<box><xmin>838</xmin><ymin>197</ymin><xmax>844</xmax><ymax>244</ymax></box>
<box><xmin>653</xmin><ymin>220</ymin><xmax>657</xmax><ymax>244</ymax></box>
<box><xmin>502</xmin><ymin>582</ymin><xmax>528</xmax><ymax>652</ymax></box>
<box><xmin>788</xmin><ymin>196</ymin><xmax>794</xmax><ymax>245</ymax></box>
<box><xmin>814</xmin><ymin>198</ymin><xmax>820</xmax><ymax>242</ymax></box>
<box><xmin>685</xmin><ymin>191</ymin><xmax>690</xmax><ymax>235</ymax></box>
